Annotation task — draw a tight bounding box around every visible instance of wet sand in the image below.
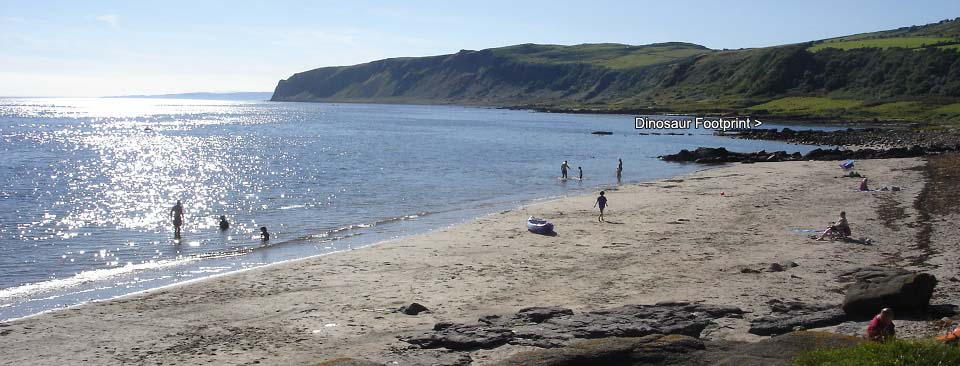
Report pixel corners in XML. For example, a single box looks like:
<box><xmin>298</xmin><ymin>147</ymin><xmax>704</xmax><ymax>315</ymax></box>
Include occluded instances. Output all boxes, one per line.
<box><xmin>1</xmin><ymin>157</ymin><xmax>954</xmax><ymax>365</ymax></box>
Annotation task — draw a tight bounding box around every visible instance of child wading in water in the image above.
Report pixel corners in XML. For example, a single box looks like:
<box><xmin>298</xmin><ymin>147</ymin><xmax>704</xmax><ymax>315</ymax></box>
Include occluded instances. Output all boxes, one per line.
<box><xmin>594</xmin><ymin>191</ymin><xmax>608</xmax><ymax>222</ymax></box>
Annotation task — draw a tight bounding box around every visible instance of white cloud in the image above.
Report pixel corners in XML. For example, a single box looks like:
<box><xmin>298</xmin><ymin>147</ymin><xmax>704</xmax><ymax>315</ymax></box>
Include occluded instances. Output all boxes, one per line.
<box><xmin>95</xmin><ymin>14</ymin><xmax>119</xmax><ymax>29</ymax></box>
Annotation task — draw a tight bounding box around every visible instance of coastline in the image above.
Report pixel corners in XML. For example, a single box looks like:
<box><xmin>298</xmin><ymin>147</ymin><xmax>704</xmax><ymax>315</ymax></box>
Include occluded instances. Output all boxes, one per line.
<box><xmin>1</xmin><ymin>157</ymin><xmax>954</xmax><ymax>365</ymax></box>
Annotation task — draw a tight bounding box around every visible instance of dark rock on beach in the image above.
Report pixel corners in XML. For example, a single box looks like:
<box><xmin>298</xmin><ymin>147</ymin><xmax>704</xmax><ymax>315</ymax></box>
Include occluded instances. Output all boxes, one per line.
<box><xmin>515</xmin><ymin>306</ymin><xmax>575</xmax><ymax>323</ymax></box>
<box><xmin>659</xmin><ymin>144</ymin><xmax>957</xmax><ymax>164</ymax></box>
<box><xmin>497</xmin><ymin>331</ymin><xmax>861</xmax><ymax>366</ymax></box>
<box><xmin>400</xmin><ymin>302</ymin><xmax>743</xmax><ymax>351</ymax></box>
<box><xmin>399</xmin><ymin>302</ymin><xmax>429</xmax><ymax>315</ymax></box>
<box><xmin>749</xmin><ymin>301</ymin><xmax>849</xmax><ymax>336</ymax></box>
<box><xmin>497</xmin><ymin>334</ymin><xmax>705</xmax><ymax>366</ymax></box>
<box><xmin>317</xmin><ymin>331</ymin><xmax>864</xmax><ymax>366</ymax></box>
<box><xmin>314</xmin><ymin>358</ymin><xmax>387</xmax><ymax>366</ymax></box>
<box><xmin>729</xmin><ymin>127</ymin><xmax>960</xmax><ymax>149</ymax></box>
<box><xmin>838</xmin><ymin>266</ymin><xmax>937</xmax><ymax>317</ymax></box>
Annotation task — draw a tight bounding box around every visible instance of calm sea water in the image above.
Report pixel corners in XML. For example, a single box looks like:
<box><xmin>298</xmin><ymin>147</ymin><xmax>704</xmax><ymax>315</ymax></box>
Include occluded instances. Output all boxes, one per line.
<box><xmin>0</xmin><ymin>98</ymin><xmax>826</xmax><ymax>320</ymax></box>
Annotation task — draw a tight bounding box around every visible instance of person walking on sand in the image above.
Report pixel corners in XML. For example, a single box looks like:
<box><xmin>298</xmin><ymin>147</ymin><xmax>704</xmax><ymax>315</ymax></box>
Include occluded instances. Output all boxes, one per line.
<box><xmin>561</xmin><ymin>160</ymin><xmax>570</xmax><ymax>179</ymax></box>
<box><xmin>594</xmin><ymin>191</ymin><xmax>608</xmax><ymax>222</ymax></box>
<box><xmin>170</xmin><ymin>200</ymin><xmax>184</xmax><ymax>238</ymax></box>
<box><xmin>578</xmin><ymin>166</ymin><xmax>583</xmax><ymax>180</ymax></box>
<box><xmin>617</xmin><ymin>158</ymin><xmax>623</xmax><ymax>180</ymax></box>
<box><xmin>866</xmin><ymin>308</ymin><xmax>895</xmax><ymax>341</ymax></box>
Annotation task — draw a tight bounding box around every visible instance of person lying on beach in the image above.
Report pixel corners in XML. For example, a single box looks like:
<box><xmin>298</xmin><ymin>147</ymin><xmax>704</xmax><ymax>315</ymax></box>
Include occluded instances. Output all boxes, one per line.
<box><xmin>936</xmin><ymin>325</ymin><xmax>960</xmax><ymax>345</ymax></box>
<box><xmin>260</xmin><ymin>226</ymin><xmax>270</xmax><ymax>241</ymax></box>
<box><xmin>859</xmin><ymin>177</ymin><xmax>869</xmax><ymax>191</ymax></box>
<box><xmin>866</xmin><ymin>308</ymin><xmax>895</xmax><ymax>342</ymax></box>
<box><xmin>219</xmin><ymin>215</ymin><xmax>230</xmax><ymax>231</ymax></box>
<box><xmin>594</xmin><ymin>191</ymin><xmax>607</xmax><ymax>222</ymax></box>
<box><xmin>817</xmin><ymin>211</ymin><xmax>851</xmax><ymax>241</ymax></box>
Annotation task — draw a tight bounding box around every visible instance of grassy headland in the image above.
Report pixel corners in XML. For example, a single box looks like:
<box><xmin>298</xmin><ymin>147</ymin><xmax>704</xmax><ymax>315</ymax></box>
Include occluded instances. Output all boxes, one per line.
<box><xmin>272</xmin><ymin>18</ymin><xmax>960</xmax><ymax>124</ymax></box>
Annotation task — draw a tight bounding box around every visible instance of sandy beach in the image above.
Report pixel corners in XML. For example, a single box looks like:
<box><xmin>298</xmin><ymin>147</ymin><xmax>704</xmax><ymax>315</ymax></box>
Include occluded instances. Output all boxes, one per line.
<box><xmin>1</xmin><ymin>156</ymin><xmax>955</xmax><ymax>365</ymax></box>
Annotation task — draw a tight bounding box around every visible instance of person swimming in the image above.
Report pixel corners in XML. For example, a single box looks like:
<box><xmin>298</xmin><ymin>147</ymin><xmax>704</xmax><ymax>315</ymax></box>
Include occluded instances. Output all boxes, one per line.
<box><xmin>170</xmin><ymin>200</ymin><xmax>184</xmax><ymax>239</ymax></box>
<box><xmin>260</xmin><ymin>226</ymin><xmax>270</xmax><ymax>241</ymax></box>
<box><xmin>219</xmin><ymin>215</ymin><xmax>230</xmax><ymax>231</ymax></box>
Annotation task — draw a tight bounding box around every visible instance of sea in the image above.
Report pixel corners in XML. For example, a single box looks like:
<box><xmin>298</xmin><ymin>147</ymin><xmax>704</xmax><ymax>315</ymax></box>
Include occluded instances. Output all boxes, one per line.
<box><xmin>0</xmin><ymin>98</ymin><xmax>831</xmax><ymax>321</ymax></box>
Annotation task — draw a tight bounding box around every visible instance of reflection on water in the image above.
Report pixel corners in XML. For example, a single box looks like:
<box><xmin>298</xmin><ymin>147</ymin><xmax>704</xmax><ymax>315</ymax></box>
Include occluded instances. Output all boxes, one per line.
<box><xmin>0</xmin><ymin>98</ymin><xmax>824</xmax><ymax>320</ymax></box>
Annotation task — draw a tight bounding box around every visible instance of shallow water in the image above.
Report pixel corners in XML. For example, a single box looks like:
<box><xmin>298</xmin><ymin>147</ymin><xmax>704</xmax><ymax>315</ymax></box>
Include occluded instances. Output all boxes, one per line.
<box><xmin>0</xmin><ymin>98</ymin><xmax>827</xmax><ymax>320</ymax></box>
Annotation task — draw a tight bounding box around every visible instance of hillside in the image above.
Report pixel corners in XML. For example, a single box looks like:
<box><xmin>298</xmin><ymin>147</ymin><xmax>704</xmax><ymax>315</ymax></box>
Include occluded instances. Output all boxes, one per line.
<box><xmin>271</xmin><ymin>18</ymin><xmax>960</xmax><ymax>123</ymax></box>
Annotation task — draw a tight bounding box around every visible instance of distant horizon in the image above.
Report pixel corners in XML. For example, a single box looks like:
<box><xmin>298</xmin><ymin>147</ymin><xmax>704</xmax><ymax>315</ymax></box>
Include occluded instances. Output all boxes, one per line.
<box><xmin>1</xmin><ymin>91</ymin><xmax>274</xmax><ymax>99</ymax></box>
<box><xmin>2</xmin><ymin>0</ymin><xmax>958</xmax><ymax>97</ymax></box>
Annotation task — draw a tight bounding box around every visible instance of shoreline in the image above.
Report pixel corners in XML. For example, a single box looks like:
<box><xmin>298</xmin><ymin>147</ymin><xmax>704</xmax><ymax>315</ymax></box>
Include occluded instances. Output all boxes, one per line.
<box><xmin>0</xmin><ymin>167</ymin><xmax>696</xmax><ymax>323</ymax></box>
<box><xmin>2</xmin><ymin>156</ymin><xmax>954</xmax><ymax>365</ymax></box>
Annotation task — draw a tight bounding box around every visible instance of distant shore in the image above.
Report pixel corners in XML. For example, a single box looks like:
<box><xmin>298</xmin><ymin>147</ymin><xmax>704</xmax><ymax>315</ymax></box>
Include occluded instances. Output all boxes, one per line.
<box><xmin>3</xmin><ymin>154</ymin><xmax>955</xmax><ymax>365</ymax></box>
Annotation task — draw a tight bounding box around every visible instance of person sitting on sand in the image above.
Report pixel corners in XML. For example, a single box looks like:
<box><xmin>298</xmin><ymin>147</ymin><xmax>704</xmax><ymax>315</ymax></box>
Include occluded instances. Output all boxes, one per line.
<box><xmin>817</xmin><ymin>211</ymin><xmax>851</xmax><ymax>241</ymax></box>
<box><xmin>866</xmin><ymin>308</ymin><xmax>895</xmax><ymax>342</ymax></box>
<box><xmin>219</xmin><ymin>215</ymin><xmax>230</xmax><ymax>231</ymax></box>
<box><xmin>260</xmin><ymin>226</ymin><xmax>270</xmax><ymax>241</ymax></box>
<box><xmin>594</xmin><ymin>191</ymin><xmax>608</xmax><ymax>222</ymax></box>
<box><xmin>859</xmin><ymin>177</ymin><xmax>869</xmax><ymax>191</ymax></box>
<box><xmin>561</xmin><ymin>160</ymin><xmax>570</xmax><ymax>179</ymax></box>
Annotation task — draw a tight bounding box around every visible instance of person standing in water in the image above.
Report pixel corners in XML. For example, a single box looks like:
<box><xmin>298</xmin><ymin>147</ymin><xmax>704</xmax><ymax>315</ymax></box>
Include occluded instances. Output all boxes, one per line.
<box><xmin>561</xmin><ymin>160</ymin><xmax>570</xmax><ymax>179</ymax></box>
<box><xmin>594</xmin><ymin>191</ymin><xmax>608</xmax><ymax>222</ymax></box>
<box><xmin>219</xmin><ymin>215</ymin><xmax>230</xmax><ymax>231</ymax></box>
<box><xmin>578</xmin><ymin>166</ymin><xmax>583</xmax><ymax>180</ymax></box>
<box><xmin>617</xmin><ymin>158</ymin><xmax>623</xmax><ymax>180</ymax></box>
<box><xmin>170</xmin><ymin>200</ymin><xmax>184</xmax><ymax>238</ymax></box>
<box><xmin>260</xmin><ymin>226</ymin><xmax>270</xmax><ymax>241</ymax></box>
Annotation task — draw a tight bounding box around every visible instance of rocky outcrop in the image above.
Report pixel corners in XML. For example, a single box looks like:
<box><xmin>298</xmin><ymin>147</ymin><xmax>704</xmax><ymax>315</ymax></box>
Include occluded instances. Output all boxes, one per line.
<box><xmin>839</xmin><ymin>267</ymin><xmax>938</xmax><ymax>317</ymax></box>
<box><xmin>730</xmin><ymin>128</ymin><xmax>960</xmax><ymax>149</ymax></box>
<box><xmin>749</xmin><ymin>301</ymin><xmax>849</xmax><ymax>336</ymax></box>
<box><xmin>497</xmin><ymin>334</ymin><xmax>705</xmax><ymax>366</ymax></box>
<box><xmin>314</xmin><ymin>358</ymin><xmax>386</xmax><ymax>366</ymax></box>
<box><xmin>400</xmin><ymin>302</ymin><xmax>743</xmax><ymax>350</ymax></box>
<box><xmin>659</xmin><ymin>145</ymin><xmax>957</xmax><ymax>164</ymax></box>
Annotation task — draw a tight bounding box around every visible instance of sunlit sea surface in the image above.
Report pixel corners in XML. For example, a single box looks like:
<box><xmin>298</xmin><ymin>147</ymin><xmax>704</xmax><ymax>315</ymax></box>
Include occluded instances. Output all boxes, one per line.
<box><xmin>0</xmin><ymin>98</ymin><xmax>829</xmax><ymax>320</ymax></box>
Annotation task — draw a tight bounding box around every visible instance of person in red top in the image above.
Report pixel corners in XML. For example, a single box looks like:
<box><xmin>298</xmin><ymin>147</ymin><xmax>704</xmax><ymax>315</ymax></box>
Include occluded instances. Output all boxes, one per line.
<box><xmin>866</xmin><ymin>308</ymin><xmax>895</xmax><ymax>341</ymax></box>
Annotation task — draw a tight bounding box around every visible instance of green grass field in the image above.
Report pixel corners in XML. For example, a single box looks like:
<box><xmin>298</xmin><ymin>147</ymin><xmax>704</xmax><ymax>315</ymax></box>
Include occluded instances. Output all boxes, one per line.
<box><xmin>795</xmin><ymin>339</ymin><xmax>960</xmax><ymax>366</ymax></box>
<box><xmin>490</xmin><ymin>43</ymin><xmax>712</xmax><ymax>69</ymax></box>
<box><xmin>748</xmin><ymin>97</ymin><xmax>863</xmax><ymax>115</ymax></box>
<box><xmin>809</xmin><ymin>37</ymin><xmax>958</xmax><ymax>52</ymax></box>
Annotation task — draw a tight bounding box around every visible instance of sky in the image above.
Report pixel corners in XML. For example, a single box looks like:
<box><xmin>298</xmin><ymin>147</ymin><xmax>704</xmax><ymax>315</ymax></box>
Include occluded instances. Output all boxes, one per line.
<box><xmin>1</xmin><ymin>0</ymin><xmax>958</xmax><ymax>97</ymax></box>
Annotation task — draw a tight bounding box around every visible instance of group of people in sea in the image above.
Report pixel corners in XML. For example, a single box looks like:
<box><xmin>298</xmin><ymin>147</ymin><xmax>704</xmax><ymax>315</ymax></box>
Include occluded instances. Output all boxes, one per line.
<box><xmin>169</xmin><ymin>200</ymin><xmax>270</xmax><ymax>242</ymax></box>
<box><xmin>559</xmin><ymin>158</ymin><xmax>624</xmax><ymax>182</ymax></box>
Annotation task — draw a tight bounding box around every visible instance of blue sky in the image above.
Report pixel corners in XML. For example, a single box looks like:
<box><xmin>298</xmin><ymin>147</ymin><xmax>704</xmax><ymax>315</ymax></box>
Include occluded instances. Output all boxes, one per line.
<box><xmin>2</xmin><ymin>0</ymin><xmax>958</xmax><ymax>97</ymax></box>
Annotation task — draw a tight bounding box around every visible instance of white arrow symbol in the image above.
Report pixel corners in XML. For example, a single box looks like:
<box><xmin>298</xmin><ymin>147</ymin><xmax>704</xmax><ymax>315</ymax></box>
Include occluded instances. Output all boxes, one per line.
<box><xmin>753</xmin><ymin>118</ymin><xmax>763</xmax><ymax>127</ymax></box>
